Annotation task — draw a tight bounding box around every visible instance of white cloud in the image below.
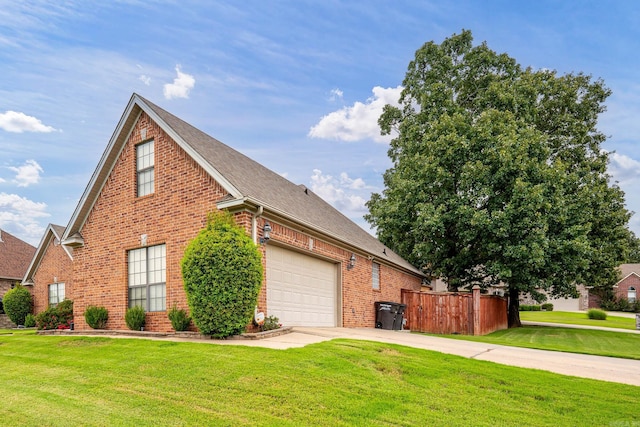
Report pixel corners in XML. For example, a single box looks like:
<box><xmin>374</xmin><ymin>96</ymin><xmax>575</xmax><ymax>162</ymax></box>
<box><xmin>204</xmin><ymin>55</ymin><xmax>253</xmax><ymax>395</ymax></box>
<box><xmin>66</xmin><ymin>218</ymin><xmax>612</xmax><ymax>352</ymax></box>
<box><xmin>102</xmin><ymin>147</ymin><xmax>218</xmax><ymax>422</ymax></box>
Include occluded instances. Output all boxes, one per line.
<box><xmin>0</xmin><ymin>192</ymin><xmax>49</xmax><ymax>244</ymax></box>
<box><xmin>163</xmin><ymin>65</ymin><xmax>195</xmax><ymax>100</ymax></box>
<box><xmin>329</xmin><ymin>88</ymin><xmax>343</xmax><ymax>102</ymax></box>
<box><xmin>139</xmin><ymin>74</ymin><xmax>151</xmax><ymax>85</ymax></box>
<box><xmin>0</xmin><ymin>111</ymin><xmax>57</xmax><ymax>133</ymax></box>
<box><xmin>308</xmin><ymin>86</ymin><xmax>402</xmax><ymax>143</ymax></box>
<box><xmin>310</xmin><ymin>169</ymin><xmax>368</xmax><ymax>216</ymax></box>
<box><xmin>8</xmin><ymin>159</ymin><xmax>43</xmax><ymax>187</ymax></box>
<box><xmin>608</xmin><ymin>152</ymin><xmax>640</xmax><ymax>185</ymax></box>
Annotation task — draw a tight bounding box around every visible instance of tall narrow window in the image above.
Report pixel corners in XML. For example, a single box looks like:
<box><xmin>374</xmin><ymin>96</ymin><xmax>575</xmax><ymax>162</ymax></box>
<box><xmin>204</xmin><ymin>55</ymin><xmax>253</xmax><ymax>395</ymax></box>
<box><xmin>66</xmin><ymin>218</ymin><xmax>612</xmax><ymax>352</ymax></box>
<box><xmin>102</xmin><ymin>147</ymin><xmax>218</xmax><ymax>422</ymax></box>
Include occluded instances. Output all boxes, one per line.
<box><xmin>128</xmin><ymin>244</ymin><xmax>166</xmax><ymax>311</ymax></box>
<box><xmin>48</xmin><ymin>283</ymin><xmax>65</xmax><ymax>306</ymax></box>
<box><xmin>372</xmin><ymin>262</ymin><xmax>380</xmax><ymax>290</ymax></box>
<box><xmin>136</xmin><ymin>140</ymin><xmax>154</xmax><ymax>197</ymax></box>
<box><xmin>629</xmin><ymin>287</ymin><xmax>636</xmax><ymax>303</ymax></box>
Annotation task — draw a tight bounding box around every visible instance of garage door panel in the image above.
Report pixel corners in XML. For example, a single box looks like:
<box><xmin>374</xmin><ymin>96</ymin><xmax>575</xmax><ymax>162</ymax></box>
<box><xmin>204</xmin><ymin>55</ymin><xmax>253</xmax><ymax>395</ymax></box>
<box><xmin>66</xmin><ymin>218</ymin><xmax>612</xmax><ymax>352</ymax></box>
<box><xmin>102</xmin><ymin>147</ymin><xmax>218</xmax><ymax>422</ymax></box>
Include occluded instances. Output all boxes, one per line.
<box><xmin>266</xmin><ymin>246</ymin><xmax>338</xmax><ymax>327</ymax></box>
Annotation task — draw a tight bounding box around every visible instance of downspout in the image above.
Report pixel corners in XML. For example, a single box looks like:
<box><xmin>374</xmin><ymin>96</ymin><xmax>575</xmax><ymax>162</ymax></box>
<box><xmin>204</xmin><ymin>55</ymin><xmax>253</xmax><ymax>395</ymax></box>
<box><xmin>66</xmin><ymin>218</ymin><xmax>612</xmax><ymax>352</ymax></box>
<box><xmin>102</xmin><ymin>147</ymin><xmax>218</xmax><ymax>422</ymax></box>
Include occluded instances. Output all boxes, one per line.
<box><xmin>253</xmin><ymin>205</ymin><xmax>264</xmax><ymax>244</ymax></box>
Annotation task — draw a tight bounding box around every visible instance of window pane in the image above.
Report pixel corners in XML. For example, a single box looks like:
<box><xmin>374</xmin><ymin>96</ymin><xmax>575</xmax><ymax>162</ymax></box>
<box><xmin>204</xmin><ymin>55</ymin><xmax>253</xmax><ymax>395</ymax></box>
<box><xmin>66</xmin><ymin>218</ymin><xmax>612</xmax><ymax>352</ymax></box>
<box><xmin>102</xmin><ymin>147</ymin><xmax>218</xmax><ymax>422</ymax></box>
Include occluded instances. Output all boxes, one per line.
<box><xmin>137</xmin><ymin>169</ymin><xmax>154</xmax><ymax>197</ymax></box>
<box><xmin>129</xmin><ymin>248</ymin><xmax>147</xmax><ymax>287</ymax></box>
<box><xmin>372</xmin><ymin>263</ymin><xmax>380</xmax><ymax>290</ymax></box>
<box><xmin>136</xmin><ymin>140</ymin><xmax>154</xmax><ymax>171</ymax></box>
<box><xmin>129</xmin><ymin>286</ymin><xmax>146</xmax><ymax>309</ymax></box>
<box><xmin>58</xmin><ymin>283</ymin><xmax>65</xmax><ymax>301</ymax></box>
<box><xmin>149</xmin><ymin>284</ymin><xmax>166</xmax><ymax>312</ymax></box>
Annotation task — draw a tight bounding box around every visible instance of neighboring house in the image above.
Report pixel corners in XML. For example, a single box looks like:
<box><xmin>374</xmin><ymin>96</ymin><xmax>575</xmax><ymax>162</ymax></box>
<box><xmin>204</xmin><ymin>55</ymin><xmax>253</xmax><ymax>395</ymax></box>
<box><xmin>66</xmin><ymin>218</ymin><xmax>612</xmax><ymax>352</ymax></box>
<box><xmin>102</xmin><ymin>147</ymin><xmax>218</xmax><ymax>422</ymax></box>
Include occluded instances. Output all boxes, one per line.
<box><xmin>22</xmin><ymin>224</ymin><xmax>73</xmax><ymax>314</ymax></box>
<box><xmin>613</xmin><ymin>264</ymin><xmax>640</xmax><ymax>303</ymax></box>
<box><xmin>27</xmin><ymin>93</ymin><xmax>423</xmax><ymax>332</ymax></box>
<box><xmin>0</xmin><ymin>229</ymin><xmax>36</xmax><ymax>327</ymax></box>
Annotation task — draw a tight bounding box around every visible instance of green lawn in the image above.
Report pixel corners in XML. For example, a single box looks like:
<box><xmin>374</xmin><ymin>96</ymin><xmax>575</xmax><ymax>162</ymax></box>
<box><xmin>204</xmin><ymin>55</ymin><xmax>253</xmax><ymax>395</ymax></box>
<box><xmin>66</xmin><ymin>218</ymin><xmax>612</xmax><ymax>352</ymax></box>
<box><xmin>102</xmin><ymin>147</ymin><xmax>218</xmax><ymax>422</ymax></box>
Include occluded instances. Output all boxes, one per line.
<box><xmin>0</xmin><ymin>330</ymin><xmax>638</xmax><ymax>426</ymax></box>
<box><xmin>520</xmin><ymin>310</ymin><xmax>637</xmax><ymax>330</ymax></box>
<box><xmin>439</xmin><ymin>326</ymin><xmax>640</xmax><ymax>359</ymax></box>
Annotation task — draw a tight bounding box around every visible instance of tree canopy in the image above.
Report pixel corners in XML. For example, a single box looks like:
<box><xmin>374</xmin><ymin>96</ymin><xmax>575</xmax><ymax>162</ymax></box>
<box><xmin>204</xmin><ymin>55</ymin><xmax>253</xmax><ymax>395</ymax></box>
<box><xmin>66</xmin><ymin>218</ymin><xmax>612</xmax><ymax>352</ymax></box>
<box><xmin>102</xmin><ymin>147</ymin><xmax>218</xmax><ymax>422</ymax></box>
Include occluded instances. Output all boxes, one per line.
<box><xmin>366</xmin><ymin>30</ymin><xmax>632</xmax><ymax>326</ymax></box>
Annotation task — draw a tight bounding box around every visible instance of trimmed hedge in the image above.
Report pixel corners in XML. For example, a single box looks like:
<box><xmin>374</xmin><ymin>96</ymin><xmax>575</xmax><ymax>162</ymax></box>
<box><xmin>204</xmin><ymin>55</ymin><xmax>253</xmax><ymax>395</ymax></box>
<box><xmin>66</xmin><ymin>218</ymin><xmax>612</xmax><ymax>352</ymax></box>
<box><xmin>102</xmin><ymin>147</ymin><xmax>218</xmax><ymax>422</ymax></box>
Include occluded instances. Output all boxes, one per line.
<box><xmin>2</xmin><ymin>285</ymin><xmax>33</xmax><ymax>325</ymax></box>
<box><xmin>84</xmin><ymin>306</ymin><xmax>109</xmax><ymax>329</ymax></box>
<box><xmin>125</xmin><ymin>306</ymin><xmax>146</xmax><ymax>331</ymax></box>
<box><xmin>541</xmin><ymin>303</ymin><xmax>554</xmax><ymax>311</ymax></box>
<box><xmin>519</xmin><ymin>305</ymin><xmax>541</xmax><ymax>311</ymax></box>
<box><xmin>587</xmin><ymin>309</ymin><xmax>607</xmax><ymax>320</ymax></box>
<box><xmin>181</xmin><ymin>211</ymin><xmax>263</xmax><ymax>338</ymax></box>
<box><xmin>168</xmin><ymin>306</ymin><xmax>191</xmax><ymax>331</ymax></box>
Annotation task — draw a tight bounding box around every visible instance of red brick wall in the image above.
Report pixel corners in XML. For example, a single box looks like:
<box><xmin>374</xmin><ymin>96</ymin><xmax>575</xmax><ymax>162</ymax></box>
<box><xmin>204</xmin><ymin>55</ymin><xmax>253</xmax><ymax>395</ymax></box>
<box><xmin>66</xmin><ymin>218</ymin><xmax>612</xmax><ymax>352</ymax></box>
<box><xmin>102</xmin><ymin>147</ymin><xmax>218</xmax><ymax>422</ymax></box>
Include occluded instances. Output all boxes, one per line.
<box><xmin>615</xmin><ymin>274</ymin><xmax>640</xmax><ymax>301</ymax></box>
<box><xmin>73</xmin><ymin>112</ymin><xmax>226</xmax><ymax>332</ymax></box>
<box><xmin>32</xmin><ymin>242</ymin><xmax>73</xmax><ymax>315</ymax></box>
<box><xmin>73</xmin><ymin>112</ymin><xmax>422</xmax><ymax>332</ymax></box>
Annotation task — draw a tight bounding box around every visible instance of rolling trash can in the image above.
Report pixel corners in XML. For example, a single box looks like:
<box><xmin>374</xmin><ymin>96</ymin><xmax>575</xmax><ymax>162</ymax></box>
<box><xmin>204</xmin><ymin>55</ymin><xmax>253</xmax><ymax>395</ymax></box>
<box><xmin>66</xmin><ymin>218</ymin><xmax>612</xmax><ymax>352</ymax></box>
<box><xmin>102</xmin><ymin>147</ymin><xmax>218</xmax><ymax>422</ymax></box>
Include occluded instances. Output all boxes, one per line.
<box><xmin>375</xmin><ymin>301</ymin><xmax>405</xmax><ymax>330</ymax></box>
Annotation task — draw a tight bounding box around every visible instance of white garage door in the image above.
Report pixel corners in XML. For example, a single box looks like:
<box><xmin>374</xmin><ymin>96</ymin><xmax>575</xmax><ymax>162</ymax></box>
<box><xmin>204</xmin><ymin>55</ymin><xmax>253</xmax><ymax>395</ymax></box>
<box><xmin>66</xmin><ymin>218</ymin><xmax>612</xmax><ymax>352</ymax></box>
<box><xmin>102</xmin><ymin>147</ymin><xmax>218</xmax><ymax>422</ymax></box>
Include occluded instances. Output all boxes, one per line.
<box><xmin>266</xmin><ymin>245</ymin><xmax>338</xmax><ymax>327</ymax></box>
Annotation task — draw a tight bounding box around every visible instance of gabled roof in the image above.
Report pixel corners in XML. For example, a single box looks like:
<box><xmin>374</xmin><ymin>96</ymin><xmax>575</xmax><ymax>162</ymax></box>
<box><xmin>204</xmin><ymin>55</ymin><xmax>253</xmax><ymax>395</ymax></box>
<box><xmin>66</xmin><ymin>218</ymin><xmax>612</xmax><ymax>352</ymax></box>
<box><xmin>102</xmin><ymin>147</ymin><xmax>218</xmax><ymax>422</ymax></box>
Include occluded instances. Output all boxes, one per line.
<box><xmin>22</xmin><ymin>224</ymin><xmax>71</xmax><ymax>284</ymax></box>
<box><xmin>616</xmin><ymin>264</ymin><xmax>640</xmax><ymax>284</ymax></box>
<box><xmin>62</xmin><ymin>93</ymin><xmax>422</xmax><ymax>276</ymax></box>
<box><xmin>0</xmin><ymin>229</ymin><xmax>36</xmax><ymax>281</ymax></box>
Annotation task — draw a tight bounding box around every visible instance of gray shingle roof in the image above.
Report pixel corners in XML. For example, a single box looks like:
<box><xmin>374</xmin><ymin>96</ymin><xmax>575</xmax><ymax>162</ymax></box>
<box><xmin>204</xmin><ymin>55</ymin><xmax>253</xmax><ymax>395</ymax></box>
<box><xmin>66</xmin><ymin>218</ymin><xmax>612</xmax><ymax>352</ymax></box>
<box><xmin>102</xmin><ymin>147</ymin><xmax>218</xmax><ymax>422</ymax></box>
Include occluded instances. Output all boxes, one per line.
<box><xmin>63</xmin><ymin>93</ymin><xmax>421</xmax><ymax>276</ymax></box>
<box><xmin>138</xmin><ymin>95</ymin><xmax>421</xmax><ymax>275</ymax></box>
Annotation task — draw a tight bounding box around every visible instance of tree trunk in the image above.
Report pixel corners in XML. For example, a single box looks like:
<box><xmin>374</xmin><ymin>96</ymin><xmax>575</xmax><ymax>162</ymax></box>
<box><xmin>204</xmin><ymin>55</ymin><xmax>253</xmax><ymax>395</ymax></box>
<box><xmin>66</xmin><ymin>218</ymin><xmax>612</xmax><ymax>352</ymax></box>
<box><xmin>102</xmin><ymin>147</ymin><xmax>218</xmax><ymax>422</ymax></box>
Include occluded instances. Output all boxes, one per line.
<box><xmin>507</xmin><ymin>288</ymin><xmax>521</xmax><ymax>328</ymax></box>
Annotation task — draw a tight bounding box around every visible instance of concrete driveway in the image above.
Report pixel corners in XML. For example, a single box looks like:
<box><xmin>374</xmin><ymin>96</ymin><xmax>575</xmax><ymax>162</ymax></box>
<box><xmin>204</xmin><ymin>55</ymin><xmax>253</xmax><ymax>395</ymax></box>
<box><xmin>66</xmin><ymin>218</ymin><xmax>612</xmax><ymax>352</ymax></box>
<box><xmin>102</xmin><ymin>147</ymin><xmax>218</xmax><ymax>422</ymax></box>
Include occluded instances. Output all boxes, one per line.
<box><xmin>213</xmin><ymin>326</ymin><xmax>640</xmax><ymax>387</ymax></box>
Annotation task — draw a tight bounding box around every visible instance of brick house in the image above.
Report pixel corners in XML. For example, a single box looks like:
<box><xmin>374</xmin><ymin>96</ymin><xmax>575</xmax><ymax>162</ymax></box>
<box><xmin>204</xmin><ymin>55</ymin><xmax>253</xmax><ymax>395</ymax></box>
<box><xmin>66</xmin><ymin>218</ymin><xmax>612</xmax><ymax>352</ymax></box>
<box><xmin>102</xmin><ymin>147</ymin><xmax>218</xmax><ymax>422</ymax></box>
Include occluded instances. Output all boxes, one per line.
<box><xmin>22</xmin><ymin>224</ymin><xmax>73</xmax><ymax>314</ymax></box>
<box><xmin>26</xmin><ymin>93</ymin><xmax>423</xmax><ymax>332</ymax></box>
<box><xmin>613</xmin><ymin>264</ymin><xmax>639</xmax><ymax>303</ymax></box>
<box><xmin>0</xmin><ymin>229</ymin><xmax>36</xmax><ymax>327</ymax></box>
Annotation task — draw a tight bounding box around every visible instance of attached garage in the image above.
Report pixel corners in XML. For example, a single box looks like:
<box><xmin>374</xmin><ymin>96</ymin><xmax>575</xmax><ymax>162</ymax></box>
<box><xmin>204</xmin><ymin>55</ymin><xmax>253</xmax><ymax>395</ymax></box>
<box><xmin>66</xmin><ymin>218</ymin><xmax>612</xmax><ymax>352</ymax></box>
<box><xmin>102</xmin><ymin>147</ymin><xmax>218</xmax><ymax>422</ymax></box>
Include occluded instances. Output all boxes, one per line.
<box><xmin>266</xmin><ymin>245</ymin><xmax>339</xmax><ymax>327</ymax></box>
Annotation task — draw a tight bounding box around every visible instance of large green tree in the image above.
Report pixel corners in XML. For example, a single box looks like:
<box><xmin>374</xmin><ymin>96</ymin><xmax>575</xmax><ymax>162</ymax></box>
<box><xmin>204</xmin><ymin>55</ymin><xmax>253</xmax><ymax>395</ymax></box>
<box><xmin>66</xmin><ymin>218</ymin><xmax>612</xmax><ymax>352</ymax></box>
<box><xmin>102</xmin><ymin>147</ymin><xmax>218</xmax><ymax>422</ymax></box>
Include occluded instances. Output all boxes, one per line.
<box><xmin>366</xmin><ymin>30</ymin><xmax>632</xmax><ymax>327</ymax></box>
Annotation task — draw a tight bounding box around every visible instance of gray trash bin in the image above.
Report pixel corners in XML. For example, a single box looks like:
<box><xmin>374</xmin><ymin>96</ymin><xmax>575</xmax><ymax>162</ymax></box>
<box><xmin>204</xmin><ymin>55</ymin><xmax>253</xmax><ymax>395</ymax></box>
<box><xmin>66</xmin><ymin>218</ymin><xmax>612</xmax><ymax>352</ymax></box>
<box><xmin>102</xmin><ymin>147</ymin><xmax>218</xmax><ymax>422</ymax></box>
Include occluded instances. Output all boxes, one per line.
<box><xmin>375</xmin><ymin>302</ymin><xmax>396</xmax><ymax>329</ymax></box>
<box><xmin>392</xmin><ymin>304</ymin><xmax>406</xmax><ymax>330</ymax></box>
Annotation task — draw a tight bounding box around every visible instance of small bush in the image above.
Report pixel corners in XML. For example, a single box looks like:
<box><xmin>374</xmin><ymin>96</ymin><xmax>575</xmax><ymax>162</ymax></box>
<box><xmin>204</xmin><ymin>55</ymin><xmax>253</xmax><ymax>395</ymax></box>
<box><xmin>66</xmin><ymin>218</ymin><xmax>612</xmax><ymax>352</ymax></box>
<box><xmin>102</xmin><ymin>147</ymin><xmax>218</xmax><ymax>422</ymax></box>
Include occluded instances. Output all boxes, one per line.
<box><xmin>260</xmin><ymin>315</ymin><xmax>281</xmax><ymax>332</ymax></box>
<box><xmin>125</xmin><ymin>305</ymin><xmax>146</xmax><ymax>331</ymax></box>
<box><xmin>587</xmin><ymin>309</ymin><xmax>607</xmax><ymax>320</ymax></box>
<box><xmin>2</xmin><ymin>285</ymin><xmax>33</xmax><ymax>325</ymax></box>
<box><xmin>541</xmin><ymin>303</ymin><xmax>554</xmax><ymax>311</ymax></box>
<box><xmin>23</xmin><ymin>313</ymin><xmax>36</xmax><ymax>328</ymax></box>
<box><xmin>36</xmin><ymin>299</ymin><xmax>74</xmax><ymax>330</ymax></box>
<box><xmin>168</xmin><ymin>306</ymin><xmax>191</xmax><ymax>331</ymax></box>
<box><xmin>84</xmin><ymin>306</ymin><xmax>109</xmax><ymax>329</ymax></box>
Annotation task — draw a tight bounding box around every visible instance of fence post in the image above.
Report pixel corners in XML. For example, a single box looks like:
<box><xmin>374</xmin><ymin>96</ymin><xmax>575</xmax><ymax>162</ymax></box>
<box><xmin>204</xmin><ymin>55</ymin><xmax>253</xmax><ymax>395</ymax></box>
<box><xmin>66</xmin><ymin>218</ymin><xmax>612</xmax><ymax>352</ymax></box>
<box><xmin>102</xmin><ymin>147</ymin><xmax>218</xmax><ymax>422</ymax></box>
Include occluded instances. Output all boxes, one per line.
<box><xmin>472</xmin><ymin>285</ymin><xmax>481</xmax><ymax>336</ymax></box>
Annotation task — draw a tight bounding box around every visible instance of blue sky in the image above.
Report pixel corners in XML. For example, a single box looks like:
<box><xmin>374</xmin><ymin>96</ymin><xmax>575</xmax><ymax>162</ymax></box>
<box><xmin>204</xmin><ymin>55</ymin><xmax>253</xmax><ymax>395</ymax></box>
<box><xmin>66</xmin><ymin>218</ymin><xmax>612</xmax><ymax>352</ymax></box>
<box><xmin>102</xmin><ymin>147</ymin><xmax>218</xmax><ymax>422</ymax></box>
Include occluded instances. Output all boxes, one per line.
<box><xmin>1</xmin><ymin>1</ymin><xmax>639</xmax><ymax>247</ymax></box>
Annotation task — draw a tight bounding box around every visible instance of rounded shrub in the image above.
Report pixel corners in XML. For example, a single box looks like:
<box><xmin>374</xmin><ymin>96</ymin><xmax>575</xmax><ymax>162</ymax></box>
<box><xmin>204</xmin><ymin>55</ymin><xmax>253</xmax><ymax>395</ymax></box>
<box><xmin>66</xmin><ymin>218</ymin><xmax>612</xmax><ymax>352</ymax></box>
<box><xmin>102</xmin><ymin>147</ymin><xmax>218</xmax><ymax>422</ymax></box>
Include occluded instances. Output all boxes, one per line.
<box><xmin>168</xmin><ymin>305</ymin><xmax>191</xmax><ymax>331</ymax></box>
<box><xmin>541</xmin><ymin>303</ymin><xmax>554</xmax><ymax>311</ymax></box>
<box><xmin>587</xmin><ymin>308</ymin><xmax>607</xmax><ymax>320</ymax></box>
<box><xmin>181</xmin><ymin>211</ymin><xmax>263</xmax><ymax>338</ymax></box>
<box><xmin>2</xmin><ymin>285</ymin><xmax>33</xmax><ymax>326</ymax></box>
<box><xmin>84</xmin><ymin>306</ymin><xmax>109</xmax><ymax>329</ymax></box>
<box><xmin>125</xmin><ymin>306</ymin><xmax>146</xmax><ymax>331</ymax></box>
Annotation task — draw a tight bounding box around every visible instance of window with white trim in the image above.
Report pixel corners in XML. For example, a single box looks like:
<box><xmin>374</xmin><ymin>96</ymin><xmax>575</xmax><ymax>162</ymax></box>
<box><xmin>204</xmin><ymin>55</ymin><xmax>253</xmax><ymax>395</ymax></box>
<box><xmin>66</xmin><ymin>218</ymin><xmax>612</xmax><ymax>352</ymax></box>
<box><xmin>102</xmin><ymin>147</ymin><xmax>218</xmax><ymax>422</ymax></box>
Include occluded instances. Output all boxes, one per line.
<box><xmin>629</xmin><ymin>287</ymin><xmax>636</xmax><ymax>303</ymax></box>
<box><xmin>372</xmin><ymin>262</ymin><xmax>380</xmax><ymax>290</ymax></box>
<box><xmin>48</xmin><ymin>283</ymin><xmax>65</xmax><ymax>306</ymax></box>
<box><xmin>128</xmin><ymin>244</ymin><xmax>166</xmax><ymax>311</ymax></box>
<box><xmin>136</xmin><ymin>140</ymin><xmax>154</xmax><ymax>197</ymax></box>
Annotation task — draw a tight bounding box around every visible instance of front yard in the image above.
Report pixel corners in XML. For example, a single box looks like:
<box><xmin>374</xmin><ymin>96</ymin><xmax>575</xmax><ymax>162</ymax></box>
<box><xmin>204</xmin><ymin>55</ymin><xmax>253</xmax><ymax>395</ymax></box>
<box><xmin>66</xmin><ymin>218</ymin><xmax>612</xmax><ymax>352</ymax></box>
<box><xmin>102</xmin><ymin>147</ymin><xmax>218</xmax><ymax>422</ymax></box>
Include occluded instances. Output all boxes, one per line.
<box><xmin>0</xmin><ymin>329</ymin><xmax>638</xmax><ymax>426</ymax></box>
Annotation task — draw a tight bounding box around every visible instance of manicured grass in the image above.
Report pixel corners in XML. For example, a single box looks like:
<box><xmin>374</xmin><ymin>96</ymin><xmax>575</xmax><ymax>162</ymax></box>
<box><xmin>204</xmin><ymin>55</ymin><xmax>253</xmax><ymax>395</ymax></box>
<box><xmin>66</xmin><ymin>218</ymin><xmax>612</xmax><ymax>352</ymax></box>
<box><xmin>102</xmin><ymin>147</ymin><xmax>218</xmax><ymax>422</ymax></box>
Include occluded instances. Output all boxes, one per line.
<box><xmin>0</xmin><ymin>330</ymin><xmax>638</xmax><ymax>426</ymax></box>
<box><xmin>440</xmin><ymin>326</ymin><xmax>640</xmax><ymax>359</ymax></box>
<box><xmin>520</xmin><ymin>310</ymin><xmax>637</xmax><ymax>330</ymax></box>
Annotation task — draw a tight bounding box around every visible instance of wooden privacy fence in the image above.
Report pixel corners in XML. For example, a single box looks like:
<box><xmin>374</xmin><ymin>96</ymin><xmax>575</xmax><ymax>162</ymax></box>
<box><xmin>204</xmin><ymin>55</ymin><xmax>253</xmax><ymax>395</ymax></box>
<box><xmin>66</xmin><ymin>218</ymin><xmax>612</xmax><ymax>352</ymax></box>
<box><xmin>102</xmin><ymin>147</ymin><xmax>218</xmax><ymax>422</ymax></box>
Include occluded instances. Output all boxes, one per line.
<box><xmin>401</xmin><ymin>286</ymin><xmax>508</xmax><ymax>336</ymax></box>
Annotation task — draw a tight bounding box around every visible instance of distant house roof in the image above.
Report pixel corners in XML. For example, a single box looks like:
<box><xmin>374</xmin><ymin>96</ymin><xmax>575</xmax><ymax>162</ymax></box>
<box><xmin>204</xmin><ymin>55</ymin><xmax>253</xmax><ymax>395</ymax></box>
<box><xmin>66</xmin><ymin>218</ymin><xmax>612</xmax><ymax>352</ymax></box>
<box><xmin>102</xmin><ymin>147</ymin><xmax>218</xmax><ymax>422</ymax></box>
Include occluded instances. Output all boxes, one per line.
<box><xmin>22</xmin><ymin>224</ymin><xmax>71</xmax><ymax>284</ymax></box>
<box><xmin>62</xmin><ymin>93</ymin><xmax>422</xmax><ymax>276</ymax></box>
<box><xmin>617</xmin><ymin>264</ymin><xmax>640</xmax><ymax>284</ymax></box>
<box><xmin>0</xmin><ymin>229</ymin><xmax>36</xmax><ymax>281</ymax></box>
